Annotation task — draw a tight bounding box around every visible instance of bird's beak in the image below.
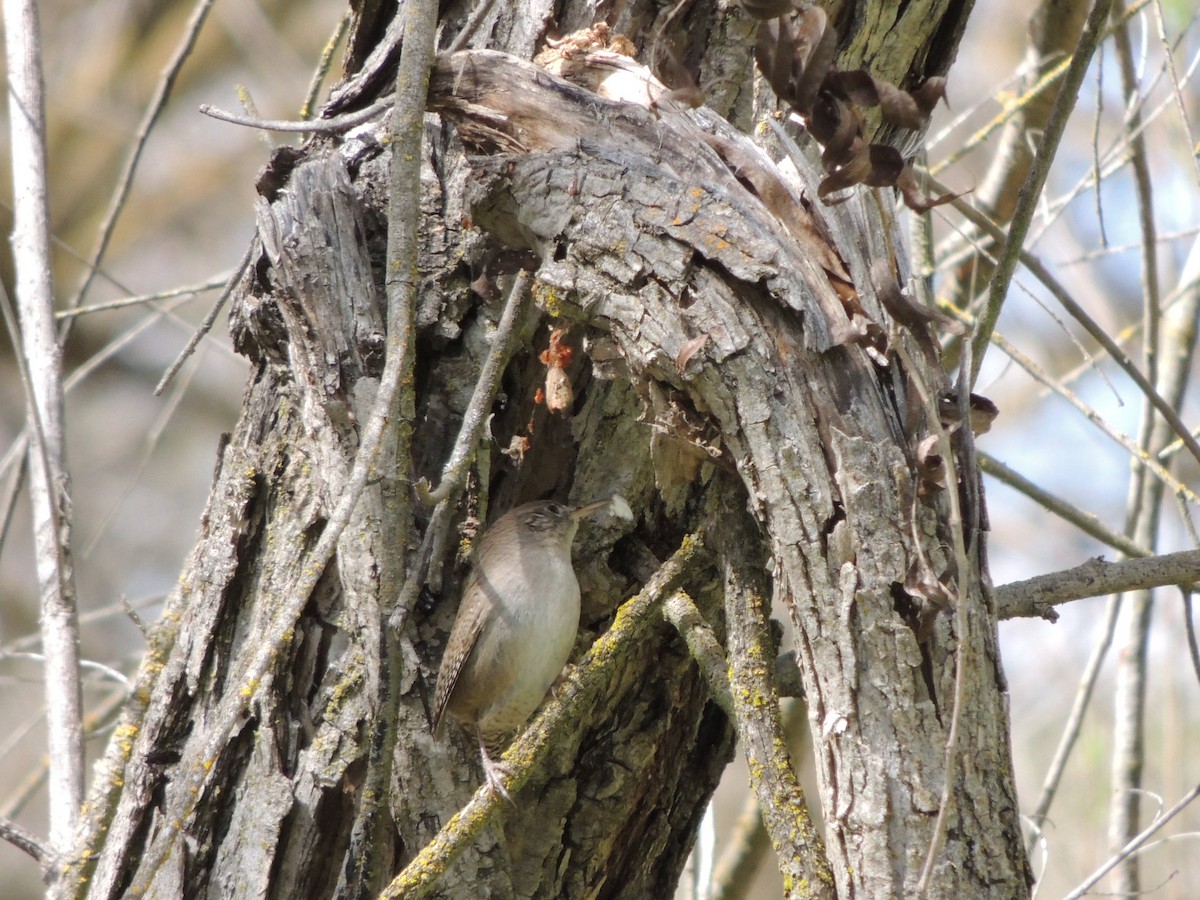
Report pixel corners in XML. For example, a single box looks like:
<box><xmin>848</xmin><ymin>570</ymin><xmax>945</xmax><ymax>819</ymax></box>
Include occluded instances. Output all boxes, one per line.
<box><xmin>570</xmin><ymin>494</ymin><xmax>633</xmax><ymax>523</ymax></box>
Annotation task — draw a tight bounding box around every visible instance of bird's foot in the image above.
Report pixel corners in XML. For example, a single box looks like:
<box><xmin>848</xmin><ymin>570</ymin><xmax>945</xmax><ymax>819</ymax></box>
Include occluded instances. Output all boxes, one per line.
<box><xmin>479</xmin><ymin>742</ymin><xmax>514</xmax><ymax>804</ymax></box>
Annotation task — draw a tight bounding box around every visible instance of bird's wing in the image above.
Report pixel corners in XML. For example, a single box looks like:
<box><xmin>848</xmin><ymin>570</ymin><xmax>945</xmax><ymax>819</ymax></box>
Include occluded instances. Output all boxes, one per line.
<box><xmin>431</xmin><ymin>583</ymin><xmax>490</xmax><ymax>733</ymax></box>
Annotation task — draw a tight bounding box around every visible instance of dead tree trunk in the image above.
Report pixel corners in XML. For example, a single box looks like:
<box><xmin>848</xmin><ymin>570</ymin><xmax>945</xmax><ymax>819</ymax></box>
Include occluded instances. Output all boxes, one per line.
<box><xmin>59</xmin><ymin>2</ymin><xmax>1031</xmax><ymax>897</ymax></box>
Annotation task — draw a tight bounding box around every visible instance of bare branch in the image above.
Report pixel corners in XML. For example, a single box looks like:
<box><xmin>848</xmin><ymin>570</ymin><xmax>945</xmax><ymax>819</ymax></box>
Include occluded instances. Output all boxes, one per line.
<box><xmin>199</xmin><ymin>96</ymin><xmax>394</xmax><ymax>133</ymax></box>
<box><xmin>978</xmin><ymin>452</ymin><xmax>1149</xmax><ymax>558</ymax></box>
<box><xmin>664</xmin><ymin>590</ymin><xmax>735</xmax><ymax>718</ymax></box>
<box><xmin>1</xmin><ymin>0</ymin><xmax>83</xmax><ymax>850</ymax></box>
<box><xmin>717</xmin><ymin>486</ymin><xmax>833</xmax><ymax>899</ymax></box>
<box><xmin>0</xmin><ymin>814</ymin><xmax>51</xmax><ymax>870</ymax></box>
<box><xmin>994</xmin><ymin>549</ymin><xmax>1200</xmax><ymax>620</ymax></box>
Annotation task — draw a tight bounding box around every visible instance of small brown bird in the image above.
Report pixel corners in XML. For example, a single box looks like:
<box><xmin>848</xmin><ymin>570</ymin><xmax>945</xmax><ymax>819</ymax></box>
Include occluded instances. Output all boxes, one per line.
<box><xmin>432</xmin><ymin>495</ymin><xmax>632</xmax><ymax>797</ymax></box>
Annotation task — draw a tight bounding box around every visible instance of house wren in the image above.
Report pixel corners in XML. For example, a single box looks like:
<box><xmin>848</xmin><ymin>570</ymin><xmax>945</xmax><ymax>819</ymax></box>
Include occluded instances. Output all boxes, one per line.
<box><xmin>432</xmin><ymin>494</ymin><xmax>632</xmax><ymax>796</ymax></box>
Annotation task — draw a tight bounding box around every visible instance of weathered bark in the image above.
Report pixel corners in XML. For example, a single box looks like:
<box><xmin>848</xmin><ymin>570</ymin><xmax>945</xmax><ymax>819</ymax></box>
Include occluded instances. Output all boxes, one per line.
<box><xmin>428</xmin><ymin>46</ymin><xmax>1030</xmax><ymax>894</ymax></box>
<box><xmin>59</xmin><ymin>2</ymin><xmax>1031</xmax><ymax>898</ymax></box>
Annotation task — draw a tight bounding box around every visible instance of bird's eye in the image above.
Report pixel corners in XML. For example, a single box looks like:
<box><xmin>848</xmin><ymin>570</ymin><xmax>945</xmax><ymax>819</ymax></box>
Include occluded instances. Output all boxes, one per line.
<box><xmin>525</xmin><ymin>503</ymin><xmax>568</xmax><ymax>531</ymax></box>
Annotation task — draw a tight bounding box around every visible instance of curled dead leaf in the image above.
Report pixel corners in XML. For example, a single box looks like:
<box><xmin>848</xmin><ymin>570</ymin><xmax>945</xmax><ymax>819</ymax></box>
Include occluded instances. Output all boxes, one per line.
<box><xmin>939</xmin><ymin>391</ymin><xmax>999</xmax><ymax>436</ymax></box>
<box><xmin>544</xmin><ymin>365</ymin><xmax>574</xmax><ymax>414</ymax></box>
<box><xmin>539</xmin><ymin>326</ymin><xmax>574</xmax><ymax>369</ymax></box>
<box><xmin>538</xmin><ymin>326</ymin><xmax>575</xmax><ymax>414</ymax></box>
<box><xmin>869</xmin><ymin>259</ymin><xmax>965</xmax><ymax>364</ymax></box>
<box><xmin>675</xmin><ymin>334</ymin><xmax>711</xmax><ymax>374</ymax></box>
<box><xmin>905</xmin><ymin>556</ymin><xmax>955</xmax><ymax>611</ymax></box>
<box><xmin>969</xmin><ymin>394</ymin><xmax>999</xmax><ymax>435</ymax></box>
<box><xmin>915</xmin><ymin>433</ymin><xmax>945</xmax><ymax>493</ymax></box>
<box><xmin>751</xmin><ymin>5</ymin><xmax>957</xmax><ymax>210</ymax></box>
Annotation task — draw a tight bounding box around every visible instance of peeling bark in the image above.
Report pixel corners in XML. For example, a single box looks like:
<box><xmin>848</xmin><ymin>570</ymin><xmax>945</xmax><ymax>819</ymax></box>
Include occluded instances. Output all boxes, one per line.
<box><xmin>60</xmin><ymin>3</ymin><xmax>1031</xmax><ymax>898</ymax></box>
<box><xmin>428</xmin><ymin>49</ymin><xmax>1029</xmax><ymax>894</ymax></box>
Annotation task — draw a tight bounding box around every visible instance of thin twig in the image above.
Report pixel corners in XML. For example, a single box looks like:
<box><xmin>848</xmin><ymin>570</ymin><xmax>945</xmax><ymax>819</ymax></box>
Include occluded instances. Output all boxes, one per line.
<box><xmin>199</xmin><ymin>96</ymin><xmax>394</xmax><ymax>133</ymax></box>
<box><xmin>0</xmin><ymin>651</ymin><xmax>130</xmax><ymax>690</ymax></box>
<box><xmin>898</xmin><ymin>339</ymin><xmax>977</xmax><ymax>896</ymax></box>
<box><xmin>928</xmin><ymin>57</ymin><xmax>1068</xmax><ymax>171</ymax></box>
<box><xmin>978</xmin><ymin>452</ymin><xmax>1149</xmax><ymax>559</ymax></box>
<box><xmin>1092</xmin><ymin>46</ymin><xmax>1108</xmax><ymax>250</ymax></box>
<box><xmin>971</xmin><ymin>0</ymin><xmax>1118</xmax><ymax>381</ymax></box>
<box><xmin>1027</xmin><ymin>31</ymin><xmax>1200</xmax><ymax>258</ymax></box>
<box><xmin>935</xmin><ymin>30</ymin><xmax>1199</xmax><ymax>280</ymax></box>
<box><xmin>1113</xmin><ymin>0</ymin><xmax>1162</xmax><ymax>446</ymax></box>
<box><xmin>1181</xmin><ymin>588</ymin><xmax>1200</xmax><ymax>693</ymax></box>
<box><xmin>63</xmin><ymin>0</ymin><xmax>219</xmax><ymax>322</ymax></box>
<box><xmin>447</xmin><ymin>0</ymin><xmax>498</xmax><ymax>53</ymax></box>
<box><xmin>418</xmin><ymin>270</ymin><xmax>532</xmax><ymax>505</ymax></box>
<box><xmin>53</xmin><ymin>277</ymin><xmax>227</xmax><ymax>320</ymax></box>
<box><xmin>1152</xmin><ymin>1</ymin><xmax>1200</xmax><ymax>186</ymax></box>
<box><xmin>988</xmin><ymin>328</ymin><xmax>1200</xmax><ymax>506</ymax></box>
<box><xmin>0</xmin><ymin>593</ymin><xmax>162</xmax><ymax>653</ymax></box>
<box><xmin>933</xmin><ymin>176</ymin><xmax>1200</xmax><ymax>470</ymax></box>
<box><xmin>0</xmin><ymin>815</ymin><xmax>50</xmax><ymax>869</ymax></box>
<box><xmin>1060</xmin><ymin>226</ymin><xmax>1200</xmax><ymax>265</ymax></box>
<box><xmin>926</xmin><ymin>0</ymin><xmax>1161</xmax><ymax>278</ymax></box>
<box><xmin>154</xmin><ymin>243</ymin><xmax>252</xmax><ymax>395</ymax></box>
<box><xmin>0</xmin><ymin>454</ymin><xmax>24</xmax><ymax>567</ymax></box>
<box><xmin>1065</xmin><ymin>781</ymin><xmax>1200</xmax><ymax>899</ymax></box>
<box><xmin>300</xmin><ymin>10</ymin><xmax>352</xmax><ymax>119</ymax></box>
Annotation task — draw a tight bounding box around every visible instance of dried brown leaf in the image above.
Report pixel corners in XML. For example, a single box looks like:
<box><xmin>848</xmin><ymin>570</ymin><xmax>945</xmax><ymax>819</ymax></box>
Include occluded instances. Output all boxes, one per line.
<box><xmin>675</xmin><ymin>334</ymin><xmax>711</xmax><ymax>374</ymax></box>
<box><xmin>895</xmin><ymin>165</ymin><xmax>962</xmax><ymax>214</ymax></box>
<box><xmin>968</xmin><ymin>394</ymin><xmax>999</xmax><ymax>435</ymax></box>
<box><xmin>754</xmin><ymin>18</ymin><xmax>798</xmax><ymax>105</ymax></box>
<box><xmin>939</xmin><ymin>391</ymin><xmax>999</xmax><ymax>436</ymax></box>
<box><xmin>502</xmin><ymin>434</ymin><xmax>530</xmax><ymax>463</ymax></box>
<box><xmin>791</xmin><ymin>7</ymin><xmax>836</xmax><ymax>114</ymax></box>
<box><xmin>863</xmin><ymin>145</ymin><xmax>905</xmax><ymax>187</ymax></box>
<box><xmin>818</xmin><ymin>144</ymin><xmax>871</xmax><ymax>200</ymax></box>
<box><xmin>870</xmin><ymin>259</ymin><xmax>965</xmax><ymax>344</ymax></box>
<box><xmin>914</xmin><ymin>433</ymin><xmax>946</xmax><ymax>493</ymax></box>
<box><xmin>905</xmin><ymin>554</ymin><xmax>954</xmax><ymax>609</ymax></box>
<box><xmin>824</xmin><ymin>70</ymin><xmax>880</xmax><ymax>108</ymax></box>
<box><xmin>545</xmin><ymin>365</ymin><xmax>574</xmax><ymax>414</ymax></box>
<box><xmin>750</xmin><ymin>9</ymin><xmax>957</xmax><ymax>206</ymax></box>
